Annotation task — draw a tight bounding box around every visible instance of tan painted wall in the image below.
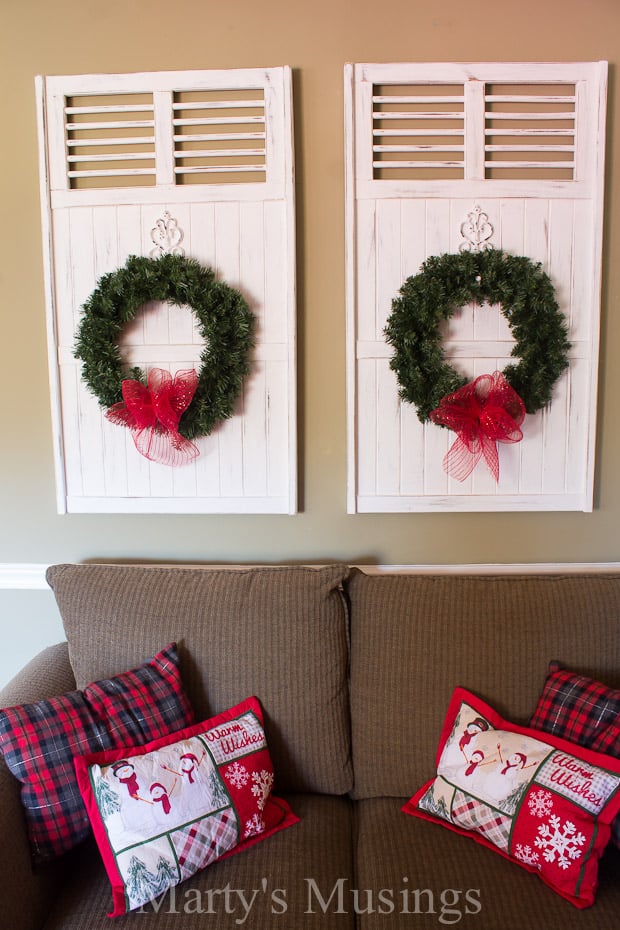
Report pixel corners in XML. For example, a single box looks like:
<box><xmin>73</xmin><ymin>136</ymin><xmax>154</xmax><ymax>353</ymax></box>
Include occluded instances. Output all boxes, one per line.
<box><xmin>1</xmin><ymin>0</ymin><xmax>619</xmax><ymax>567</ymax></box>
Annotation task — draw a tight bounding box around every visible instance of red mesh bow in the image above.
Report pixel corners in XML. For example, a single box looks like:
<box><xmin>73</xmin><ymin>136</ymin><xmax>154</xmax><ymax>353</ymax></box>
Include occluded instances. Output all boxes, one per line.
<box><xmin>106</xmin><ymin>368</ymin><xmax>200</xmax><ymax>466</ymax></box>
<box><xmin>429</xmin><ymin>371</ymin><xmax>526</xmax><ymax>482</ymax></box>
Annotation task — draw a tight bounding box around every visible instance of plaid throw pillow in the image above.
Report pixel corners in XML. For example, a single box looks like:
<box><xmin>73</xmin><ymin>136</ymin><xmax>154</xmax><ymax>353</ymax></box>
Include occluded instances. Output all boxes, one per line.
<box><xmin>529</xmin><ymin>661</ymin><xmax>620</xmax><ymax>847</ymax></box>
<box><xmin>0</xmin><ymin>643</ymin><xmax>194</xmax><ymax>863</ymax></box>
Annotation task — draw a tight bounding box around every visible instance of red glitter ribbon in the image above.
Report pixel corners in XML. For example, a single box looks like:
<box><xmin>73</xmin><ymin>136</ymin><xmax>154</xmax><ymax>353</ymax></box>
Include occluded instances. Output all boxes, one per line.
<box><xmin>429</xmin><ymin>371</ymin><xmax>526</xmax><ymax>482</ymax></box>
<box><xmin>106</xmin><ymin>368</ymin><xmax>200</xmax><ymax>467</ymax></box>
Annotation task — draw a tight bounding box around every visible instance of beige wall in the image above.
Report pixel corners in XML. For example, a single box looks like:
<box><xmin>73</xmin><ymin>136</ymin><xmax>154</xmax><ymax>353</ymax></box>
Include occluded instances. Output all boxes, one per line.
<box><xmin>1</xmin><ymin>0</ymin><xmax>619</xmax><ymax>568</ymax></box>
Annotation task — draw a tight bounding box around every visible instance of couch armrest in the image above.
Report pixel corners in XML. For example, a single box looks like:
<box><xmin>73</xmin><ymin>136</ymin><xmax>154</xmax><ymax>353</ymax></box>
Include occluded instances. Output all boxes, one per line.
<box><xmin>0</xmin><ymin>643</ymin><xmax>76</xmax><ymax>930</ymax></box>
<box><xmin>0</xmin><ymin>641</ymin><xmax>75</xmax><ymax>706</ymax></box>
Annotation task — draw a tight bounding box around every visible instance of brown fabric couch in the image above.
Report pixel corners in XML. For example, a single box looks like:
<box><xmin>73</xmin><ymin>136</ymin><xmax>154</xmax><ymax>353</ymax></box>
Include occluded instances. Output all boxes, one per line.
<box><xmin>1</xmin><ymin>563</ymin><xmax>619</xmax><ymax>929</ymax></box>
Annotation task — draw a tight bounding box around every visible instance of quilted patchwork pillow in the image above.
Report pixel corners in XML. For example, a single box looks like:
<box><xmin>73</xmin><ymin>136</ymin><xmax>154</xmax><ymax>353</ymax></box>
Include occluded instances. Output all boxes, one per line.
<box><xmin>403</xmin><ymin>687</ymin><xmax>620</xmax><ymax>908</ymax></box>
<box><xmin>0</xmin><ymin>643</ymin><xmax>194</xmax><ymax>862</ymax></box>
<box><xmin>74</xmin><ymin>696</ymin><xmax>299</xmax><ymax>916</ymax></box>
<box><xmin>529</xmin><ymin>661</ymin><xmax>620</xmax><ymax>848</ymax></box>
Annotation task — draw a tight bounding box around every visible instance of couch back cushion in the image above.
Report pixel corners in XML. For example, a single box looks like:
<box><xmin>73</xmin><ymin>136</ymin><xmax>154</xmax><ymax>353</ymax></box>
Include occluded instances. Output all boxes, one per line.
<box><xmin>46</xmin><ymin>563</ymin><xmax>352</xmax><ymax>795</ymax></box>
<box><xmin>348</xmin><ymin>570</ymin><xmax>620</xmax><ymax>799</ymax></box>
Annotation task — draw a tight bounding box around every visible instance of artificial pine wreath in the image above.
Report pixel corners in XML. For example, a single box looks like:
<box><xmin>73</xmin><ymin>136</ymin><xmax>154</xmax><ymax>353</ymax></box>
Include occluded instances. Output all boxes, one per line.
<box><xmin>74</xmin><ymin>253</ymin><xmax>254</xmax><ymax>441</ymax></box>
<box><xmin>384</xmin><ymin>249</ymin><xmax>570</xmax><ymax>423</ymax></box>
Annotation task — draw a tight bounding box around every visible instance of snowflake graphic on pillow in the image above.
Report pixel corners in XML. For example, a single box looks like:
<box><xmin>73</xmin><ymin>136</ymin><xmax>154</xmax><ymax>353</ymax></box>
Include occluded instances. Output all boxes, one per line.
<box><xmin>528</xmin><ymin>789</ymin><xmax>554</xmax><ymax>819</ymax></box>
<box><xmin>535</xmin><ymin>815</ymin><xmax>586</xmax><ymax>870</ymax></box>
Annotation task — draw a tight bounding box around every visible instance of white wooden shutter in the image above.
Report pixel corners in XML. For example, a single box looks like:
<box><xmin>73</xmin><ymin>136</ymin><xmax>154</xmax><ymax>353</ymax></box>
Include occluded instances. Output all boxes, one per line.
<box><xmin>345</xmin><ymin>62</ymin><xmax>607</xmax><ymax>512</ymax></box>
<box><xmin>37</xmin><ymin>67</ymin><xmax>296</xmax><ymax>514</ymax></box>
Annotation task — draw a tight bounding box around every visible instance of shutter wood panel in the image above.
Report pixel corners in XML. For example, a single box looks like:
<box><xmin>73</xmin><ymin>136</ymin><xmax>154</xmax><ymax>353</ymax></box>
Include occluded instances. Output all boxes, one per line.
<box><xmin>345</xmin><ymin>62</ymin><xmax>607</xmax><ymax>512</ymax></box>
<box><xmin>37</xmin><ymin>68</ymin><xmax>296</xmax><ymax>513</ymax></box>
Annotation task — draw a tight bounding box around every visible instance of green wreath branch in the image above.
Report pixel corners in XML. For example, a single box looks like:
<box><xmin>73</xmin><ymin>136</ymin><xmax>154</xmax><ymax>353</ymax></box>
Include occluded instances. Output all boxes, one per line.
<box><xmin>384</xmin><ymin>248</ymin><xmax>571</xmax><ymax>423</ymax></box>
<box><xmin>74</xmin><ymin>252</ymin><xmax>255</xmax><ymax>440</ymax></box>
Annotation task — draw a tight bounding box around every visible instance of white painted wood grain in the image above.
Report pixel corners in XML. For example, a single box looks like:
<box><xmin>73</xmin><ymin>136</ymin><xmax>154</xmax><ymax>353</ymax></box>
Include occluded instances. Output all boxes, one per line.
<box><xmin>346</xmin><ymin>61</ymin><xmax>607</xmax><ymax>513</ymax></box>
<box><xmin>38</xmin><ymin>67</ymin><xmax>297</xmax><ymax>514</ymax></box>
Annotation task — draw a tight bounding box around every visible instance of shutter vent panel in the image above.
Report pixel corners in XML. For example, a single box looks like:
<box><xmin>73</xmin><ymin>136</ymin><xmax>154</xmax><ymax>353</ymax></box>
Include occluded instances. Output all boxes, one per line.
<box><xmin>346</xmin><ymin>61</ymin><xmax>607</xmax><ymax>513</ymax></box>
<box><xmin>38</xmin><ymin>67</ymin><xmax>296</xmax><ymax>514</ymax></box>
<box><xmin>485</xmin><ymin>84</ymin><xmax>576</xmax><ymax>180</ymax></box>
<box><xmin>65</xmin><ymin>94</ymin><xmax>156</xmax><ymax>189</ymax></box>
<box><xmin>173</xmin><ymin>89</ymin><xmax>266</xmax><ymax>185</ymax></box>
<box><xmin>373</xmin><ymin>84</ymin><xmax>465</xmax><ymax>180</ymax></box>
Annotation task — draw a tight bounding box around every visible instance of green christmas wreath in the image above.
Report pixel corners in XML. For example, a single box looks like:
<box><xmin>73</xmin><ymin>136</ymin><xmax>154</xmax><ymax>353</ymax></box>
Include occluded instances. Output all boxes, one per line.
<box><xmin>74</xmin><ymin>252</ymin><xmax>254</xmax><ymax>441</ymax></box>
<box><xmin>384</xmin><ymin>249</ymin><xmax>570</xmax><ymax>423</ymax></box>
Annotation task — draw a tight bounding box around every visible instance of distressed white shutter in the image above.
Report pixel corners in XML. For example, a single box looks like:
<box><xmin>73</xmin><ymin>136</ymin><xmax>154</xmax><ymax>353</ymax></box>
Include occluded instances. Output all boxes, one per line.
<box><xmin>37</xmin><ymin>67</ymin><xmax>296</xmax><ymax>513</ymax></box>
<box><xmin>345</xmin><ymin>62</ymin><xmax>607</xmax><ymax>512</ymax></box>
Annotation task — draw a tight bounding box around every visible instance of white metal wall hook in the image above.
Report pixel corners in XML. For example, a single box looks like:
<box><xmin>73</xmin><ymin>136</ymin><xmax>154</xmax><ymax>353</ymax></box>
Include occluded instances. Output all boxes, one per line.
<box><xmin>150</xmin><ymin>211</ymin><xmax>185</xmax><ymax>257</ymax></box>
<box><xmin>459</xmin><ymin>205</ymin><xmax>494</xmax><ymax>253</ymax></box>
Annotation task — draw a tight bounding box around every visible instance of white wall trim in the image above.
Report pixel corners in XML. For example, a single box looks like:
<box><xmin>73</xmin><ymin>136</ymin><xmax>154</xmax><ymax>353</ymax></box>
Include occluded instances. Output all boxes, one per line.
<box><xmin>0</xmin><ymin>564</ymin><xmax>51</xmax><ymax>590</ymax></box>
<box><xmin>1</xmin><ymin>561</ymin><xmax>620</xmax><ymax>591</ymax></box>
<box><xmin>357</xmin><ymin>563</ymin><xmax>620</xmax><ymax>574</ymax></box>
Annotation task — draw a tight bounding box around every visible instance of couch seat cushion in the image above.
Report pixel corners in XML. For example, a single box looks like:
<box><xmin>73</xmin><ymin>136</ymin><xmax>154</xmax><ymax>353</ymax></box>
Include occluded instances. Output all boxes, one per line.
<box><xmin>46</xmin><ymin>563</ymin><xmax>352</xmax><ymax>795</ymax></box>
<box><xmin>41</xmin><ymin>795</ymin><xmax>355</xmax><ymax>930</ymax></box>
<box><xmin>354</xmin><ymin>797</ymin><xmax>620</xmax><ymax>929</ymax></box>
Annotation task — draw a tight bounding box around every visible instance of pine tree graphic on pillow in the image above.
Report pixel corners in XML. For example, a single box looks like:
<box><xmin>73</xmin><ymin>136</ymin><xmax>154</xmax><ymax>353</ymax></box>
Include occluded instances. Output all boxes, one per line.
<box><xmin>125</xmin><ymin>855</ymin><xmax>177</xmax><ymax>908</ymax></box>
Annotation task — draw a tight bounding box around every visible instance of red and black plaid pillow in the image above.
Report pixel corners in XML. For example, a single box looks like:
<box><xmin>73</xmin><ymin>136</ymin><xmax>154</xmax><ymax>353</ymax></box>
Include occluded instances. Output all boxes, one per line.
<box><xmin>529</xmin><ymin>661</ymin><xmax>620</xmax><ymax>847</ymax></box>
<box><xmin>0</xmin><ymin>643</ymin><xmax>194</xmax><ymax>863</ymax></box>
